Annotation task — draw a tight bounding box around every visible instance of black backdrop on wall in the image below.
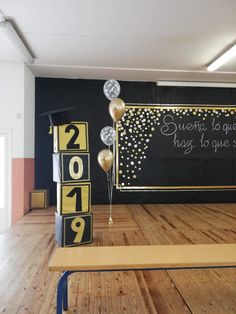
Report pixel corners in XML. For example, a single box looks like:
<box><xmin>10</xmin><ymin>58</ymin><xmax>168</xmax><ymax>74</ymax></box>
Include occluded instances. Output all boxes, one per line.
<box><xmin>35</xmin><ymin>78</ymin><xmax>236</xmax><ymax>205</ymax></box>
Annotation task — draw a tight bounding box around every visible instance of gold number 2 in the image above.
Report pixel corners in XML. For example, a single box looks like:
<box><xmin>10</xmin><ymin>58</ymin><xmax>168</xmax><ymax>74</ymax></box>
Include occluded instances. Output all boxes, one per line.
<box><xmin>71</xmin><ymin>217</ymin><xmax>85</xmax><ymax>243</ymax></box>
<box><xmin>69</xmin><ymin>156</ymin><xmax>83</xmax><ymax>179</ymax></box>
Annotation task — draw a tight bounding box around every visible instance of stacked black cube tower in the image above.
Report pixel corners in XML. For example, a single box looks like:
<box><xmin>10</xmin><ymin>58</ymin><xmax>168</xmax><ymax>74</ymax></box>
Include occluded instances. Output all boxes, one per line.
<box><xmin>53</xmin><ymin>122</ymin><xmax>93</xmax><ymax>247</ymax></box>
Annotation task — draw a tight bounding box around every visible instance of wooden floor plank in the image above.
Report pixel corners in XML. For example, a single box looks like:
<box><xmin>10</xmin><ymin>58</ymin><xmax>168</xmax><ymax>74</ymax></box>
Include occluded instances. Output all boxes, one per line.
<box><xmin>1</xmin><ymin>204</ymin><xmax>236</xmax><ymax>313</ymax></box>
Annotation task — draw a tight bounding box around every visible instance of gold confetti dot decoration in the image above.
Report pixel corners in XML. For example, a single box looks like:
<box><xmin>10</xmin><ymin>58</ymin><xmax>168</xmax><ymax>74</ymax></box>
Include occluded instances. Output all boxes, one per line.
<box><xmin>118</xmin><ymin>106</ymin><xmax>167</xmax><ymax>186</ymax></box>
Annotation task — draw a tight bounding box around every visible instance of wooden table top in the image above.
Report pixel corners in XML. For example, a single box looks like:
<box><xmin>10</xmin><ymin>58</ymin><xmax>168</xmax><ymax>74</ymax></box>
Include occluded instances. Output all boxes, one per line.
<box><xmin>49</xmin><ymin>244</ymin><xmax>236</xmax><ymax>271</ymax></box>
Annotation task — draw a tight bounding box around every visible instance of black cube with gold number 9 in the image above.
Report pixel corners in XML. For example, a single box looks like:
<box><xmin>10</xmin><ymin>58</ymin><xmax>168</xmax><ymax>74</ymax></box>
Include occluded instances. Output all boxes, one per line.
<box><xmin>55</xmin><ymin>212</ymin><xmax>93</xmax><ymax>247</ymax></box>
<box><xmin>52</xmin><ymin>120</ymin><xmax>93</xmax><ymax>247</ymax></box>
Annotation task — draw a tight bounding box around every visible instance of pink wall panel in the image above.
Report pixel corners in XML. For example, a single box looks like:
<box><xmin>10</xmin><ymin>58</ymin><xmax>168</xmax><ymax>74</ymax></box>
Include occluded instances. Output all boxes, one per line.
<box><xmin>12</xmin><ymin>158</ymin><xmax>35</xmax><ymax>224</ymax></box>
<box><xmin>23</xmin><ymin>158</ymin><xmax>35</xmax><ymax>213</ymax></box>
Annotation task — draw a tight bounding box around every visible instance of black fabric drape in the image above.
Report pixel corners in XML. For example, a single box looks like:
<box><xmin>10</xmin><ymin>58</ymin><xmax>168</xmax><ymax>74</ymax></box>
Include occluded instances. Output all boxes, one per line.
<box><xmin>35</xmin><ymin>78</ymin><xmax>236</xmax><ymax>205</ymax></box>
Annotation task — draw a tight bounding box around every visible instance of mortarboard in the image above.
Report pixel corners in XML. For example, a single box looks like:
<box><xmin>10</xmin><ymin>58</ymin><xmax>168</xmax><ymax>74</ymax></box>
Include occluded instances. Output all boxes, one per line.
<box><xmin>39</xmin><ymin>106</ymin><xmax>75</xmax><ymax>126</ymax></box>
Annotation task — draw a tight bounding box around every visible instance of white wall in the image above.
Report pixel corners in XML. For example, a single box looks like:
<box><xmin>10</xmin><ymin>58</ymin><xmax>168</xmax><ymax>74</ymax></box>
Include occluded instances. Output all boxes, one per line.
<box><xmin>0</xmin><ymin>61</ymin><xmax>24</xmax><ymax>157</ymax></box>
<box><xmin>24</xmin><ymin>64</ymin><xmax>35</xmax><ymax>158</ymax></box>
<box><xmin>0</xmin><ymin>61</ymin><xmax>35</xmax><ymax>158</ymax></box>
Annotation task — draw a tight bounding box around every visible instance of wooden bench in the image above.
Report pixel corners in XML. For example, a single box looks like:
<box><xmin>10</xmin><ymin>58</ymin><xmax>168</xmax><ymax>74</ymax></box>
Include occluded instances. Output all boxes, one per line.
<box><xmin>49</xmin><ymin>244</ymin><xmax>236</xmax><ymax>314</ymax></box>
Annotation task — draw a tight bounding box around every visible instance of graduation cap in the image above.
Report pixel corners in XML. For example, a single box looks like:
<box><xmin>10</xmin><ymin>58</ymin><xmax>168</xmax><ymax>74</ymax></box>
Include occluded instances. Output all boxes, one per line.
<box><xmin>39</xmin><ymin>106</ymin><xmax>75</xmax><ymax>126</ymax></box>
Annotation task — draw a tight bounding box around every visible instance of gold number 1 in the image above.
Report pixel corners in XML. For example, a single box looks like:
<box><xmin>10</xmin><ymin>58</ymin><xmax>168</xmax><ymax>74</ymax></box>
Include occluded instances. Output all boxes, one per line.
<box><xmin>71</xmin><ymin>217</ymin><xmax>85</xmax><ymax>243</ymax></box>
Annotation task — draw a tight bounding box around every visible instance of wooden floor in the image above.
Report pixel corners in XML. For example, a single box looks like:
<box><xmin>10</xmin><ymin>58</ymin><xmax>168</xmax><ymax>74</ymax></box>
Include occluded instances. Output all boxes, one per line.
<box><xmin>1</xmin><ymin>204</ymin><xmax>236</xmax><ymax>314</ymax></box>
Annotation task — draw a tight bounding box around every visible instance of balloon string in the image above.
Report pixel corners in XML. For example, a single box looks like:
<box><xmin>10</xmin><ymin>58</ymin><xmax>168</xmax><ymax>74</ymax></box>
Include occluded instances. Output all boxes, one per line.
<box><xmin>110</xmin><ymin>168</ymin><xmax>113</xmax><ymax>220</ymax></box>
<box><xmin>112</xmin><ymin>121</ymin><xmax>116</xmax><ymax>189</ymax></box>
<box><xmin>107</xmin><ymin>145</ymin><xmax>112</xmax><ymax>210</ymax></box>
<box><xmin>106</xmin><ymin>170</ymin><xmax>113</xmax><ymax>221</ymax></box>
<box><xmin>106</xmin><ymin>171</ymin><xmax>111</xmax><ymax>203</ymax></box>
<box><xmin>106</xmin><ymin>124</ymin><xmax>116</xmax><ymax>224</ymax></box>
<box><xmin>110</xmin><ymin>122</ymin><xmax>116</xmax><ymax>222</ymax></box>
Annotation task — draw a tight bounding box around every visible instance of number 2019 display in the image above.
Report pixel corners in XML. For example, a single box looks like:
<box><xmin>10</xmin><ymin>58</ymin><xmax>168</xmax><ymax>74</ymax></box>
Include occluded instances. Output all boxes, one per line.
<box><xmin>54</xmin><ymin>121</ymin><xmax>93</xmax><ymax>247</ymax></box>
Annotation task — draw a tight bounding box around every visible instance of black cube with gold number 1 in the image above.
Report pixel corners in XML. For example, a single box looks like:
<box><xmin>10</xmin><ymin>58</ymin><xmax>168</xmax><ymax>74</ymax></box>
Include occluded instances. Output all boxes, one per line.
<box><xmin>57</xmin><ymin>182</ymin><xmax>91</xmax><ymax>215</ymax></box>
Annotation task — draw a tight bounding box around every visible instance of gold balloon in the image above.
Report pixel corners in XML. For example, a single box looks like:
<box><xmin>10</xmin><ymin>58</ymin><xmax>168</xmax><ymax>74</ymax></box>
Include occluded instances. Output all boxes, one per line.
<box><xmin>109</xmin><ymin>98</ymin><xmax>126</xmax><ymax>122</ymax></box>
<box><xmin>97</xmin><ymin>149</ymin><xmax>113</xmax><ymax>172</ymax></box>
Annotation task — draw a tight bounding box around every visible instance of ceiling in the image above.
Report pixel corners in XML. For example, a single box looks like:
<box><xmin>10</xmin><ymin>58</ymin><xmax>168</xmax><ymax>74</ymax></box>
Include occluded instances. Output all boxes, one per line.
<box><xmin>1</xmin><ymin>0</ymin><xmax>236</xmax><ymax>82</ymax></box>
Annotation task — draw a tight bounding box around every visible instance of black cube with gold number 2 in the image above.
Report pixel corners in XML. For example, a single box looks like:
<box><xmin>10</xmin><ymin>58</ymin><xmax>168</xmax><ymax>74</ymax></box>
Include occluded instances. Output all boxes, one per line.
<box><xmin>53</xmin><ymin>121</ymin><xmax>93</xmax><ymax>246</ymax></box>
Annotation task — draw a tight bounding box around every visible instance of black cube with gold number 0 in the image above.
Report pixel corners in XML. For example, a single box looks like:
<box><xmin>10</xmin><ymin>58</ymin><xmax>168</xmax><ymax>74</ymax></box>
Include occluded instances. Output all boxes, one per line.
<box><xmin>53</xmin><ymin>152</ymin><xmax>90</xmax><ymax>183</ymax></box>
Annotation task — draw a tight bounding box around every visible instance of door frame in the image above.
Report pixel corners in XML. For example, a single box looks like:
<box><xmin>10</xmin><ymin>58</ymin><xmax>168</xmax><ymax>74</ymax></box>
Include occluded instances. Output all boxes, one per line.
<box><xmin>0</xmin><ymin>129</ymin><xmax>12</xmax><ymax>230</ymax></box>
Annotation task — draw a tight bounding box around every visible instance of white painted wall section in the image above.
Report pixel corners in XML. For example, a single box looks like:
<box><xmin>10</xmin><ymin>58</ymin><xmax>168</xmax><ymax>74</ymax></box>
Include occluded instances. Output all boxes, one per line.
<box><xmin>0</xmin><ymin>61</ymin><xmax>24</xmax><ymax>157</ymax></box>
<box><xmin>24</xmin><ymin>63</ymin><xmax>35</xmax><ymax>158</ymax></box>
<box><xmin>0</xmin><ymin>61</ymin><xmax>35</xmax><ymax>158</ymax></box>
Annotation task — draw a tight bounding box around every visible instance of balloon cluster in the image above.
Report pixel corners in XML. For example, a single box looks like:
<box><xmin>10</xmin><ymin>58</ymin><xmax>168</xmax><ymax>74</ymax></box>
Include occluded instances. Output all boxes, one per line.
<box><xmin>97</xmin><ymin>79</ymin><xmax>126</xmax><ymax>225</ymax></box>
<box><xmin>97</xmin><ymin>80</ymin><xmax>126</xmax><ymax>172</ymax></box>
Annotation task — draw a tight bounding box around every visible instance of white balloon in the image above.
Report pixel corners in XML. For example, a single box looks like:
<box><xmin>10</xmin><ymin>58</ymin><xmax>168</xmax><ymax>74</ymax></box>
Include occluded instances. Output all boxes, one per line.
<box><xmin>100</xmin><ymin>126</ymin><xmax>116</xmax><ymax>146</ymax></box>
<box><xmin>103</xmin><ymin>80</ymin><xmax>120</xmax><ymax>100</ymax></box>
